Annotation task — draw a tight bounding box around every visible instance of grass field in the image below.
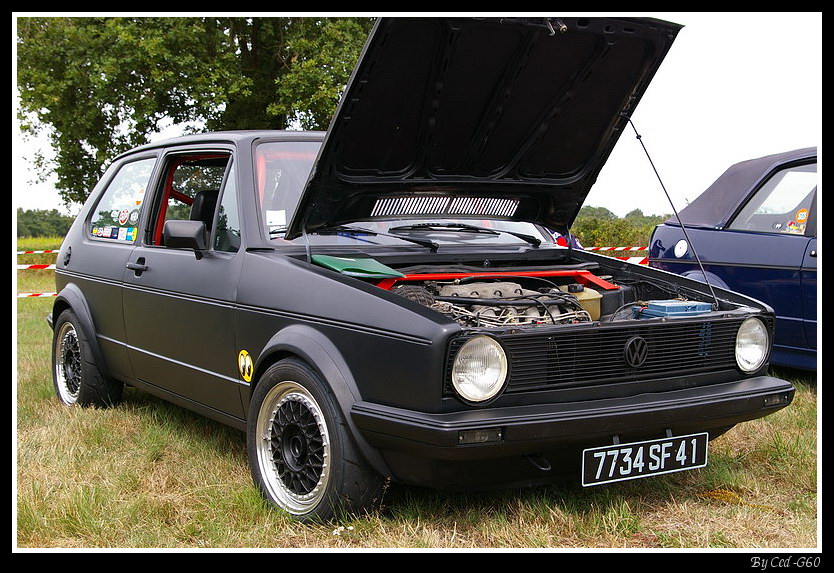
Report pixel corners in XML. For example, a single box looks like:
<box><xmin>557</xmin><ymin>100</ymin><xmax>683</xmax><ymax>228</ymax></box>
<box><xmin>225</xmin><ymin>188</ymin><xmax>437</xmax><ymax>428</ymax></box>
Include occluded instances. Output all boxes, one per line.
<box><xmin>14</xmin><ymin>238</ymin><xmax>819</xmax><ymax>550</ymax></box>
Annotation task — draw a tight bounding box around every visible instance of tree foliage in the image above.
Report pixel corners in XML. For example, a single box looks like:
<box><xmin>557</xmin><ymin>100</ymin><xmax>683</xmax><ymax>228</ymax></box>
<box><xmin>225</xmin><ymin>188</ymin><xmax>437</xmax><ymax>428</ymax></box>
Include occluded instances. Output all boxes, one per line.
<box><xmin>17</xmin><ymin>208</ymin><xmax>75</xmax><ymax>238</ymax></box>
<box><xmin>572</xmin><ymin>206</ymin><xmax>669</xmax><ymax>247</ymax></box>
<box><xmin>576</xmin><ymin>205</ymin><xmax>618</xmax><ymax>221</ymax></box>
<box><xmin>16</xmin><ymin>16</ymin><xmax>375</xmax><ymax>206</ymax></box>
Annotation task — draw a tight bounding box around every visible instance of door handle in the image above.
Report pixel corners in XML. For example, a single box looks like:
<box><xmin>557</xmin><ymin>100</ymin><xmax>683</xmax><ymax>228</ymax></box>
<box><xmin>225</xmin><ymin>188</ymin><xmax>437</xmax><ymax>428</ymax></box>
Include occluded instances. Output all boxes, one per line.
<box><xmin>126</xmin><ymin>257</ymin><xmax>148</xmax><ymax>276</ymax></box>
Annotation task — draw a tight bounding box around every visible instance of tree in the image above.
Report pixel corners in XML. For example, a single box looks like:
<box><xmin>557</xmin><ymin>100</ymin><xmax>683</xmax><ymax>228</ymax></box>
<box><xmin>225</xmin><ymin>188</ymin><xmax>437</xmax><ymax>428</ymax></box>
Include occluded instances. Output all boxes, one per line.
<box><xmin>623</xmin><ymin>208</ymin><xmax>669</xmax><ymax>227</ymax></box>
<box><xmin>576</xmin><ymin>205</ymin><xmax>617</xmax><ymax>221</ymax></box>
<box><xmin>16</xmin><ymin>16</ymin><xmax>375</xmax><ymax>206</ymax></box>
<box><xmin>17</xmin><ymin>208</ymin><xmax>75</xmax><ymax>238</ymax></box>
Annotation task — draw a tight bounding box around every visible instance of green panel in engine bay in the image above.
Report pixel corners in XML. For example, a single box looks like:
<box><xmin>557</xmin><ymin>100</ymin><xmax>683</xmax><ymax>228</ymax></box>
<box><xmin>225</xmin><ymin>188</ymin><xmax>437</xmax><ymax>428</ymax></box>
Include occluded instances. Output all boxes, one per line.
<box><xmin>311</xmin><ymin>254</ymin><xmax>406</xmax><ymax>279</ymax></box>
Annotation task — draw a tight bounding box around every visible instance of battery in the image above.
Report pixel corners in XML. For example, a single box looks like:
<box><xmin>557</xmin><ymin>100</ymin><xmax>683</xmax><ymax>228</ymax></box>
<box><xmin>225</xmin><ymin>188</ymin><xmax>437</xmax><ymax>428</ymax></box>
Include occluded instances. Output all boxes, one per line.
<box><xmin>632</xmin><ymin>300</ymin><xmax>713</xmax><ymax>319</ymax></box>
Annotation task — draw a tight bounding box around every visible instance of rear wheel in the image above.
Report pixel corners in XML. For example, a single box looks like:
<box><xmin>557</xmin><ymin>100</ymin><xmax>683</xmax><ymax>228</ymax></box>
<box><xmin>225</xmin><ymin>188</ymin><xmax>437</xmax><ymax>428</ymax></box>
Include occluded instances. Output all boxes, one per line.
<box><xmin>51</xmin><ymin>309</ymin><xmax>123</xmax><ymax>407</ymax></box>
<box><xmin>247</xmin><ymin>358</ymin><xmax>385</xmax><ymax>522</ymax></box>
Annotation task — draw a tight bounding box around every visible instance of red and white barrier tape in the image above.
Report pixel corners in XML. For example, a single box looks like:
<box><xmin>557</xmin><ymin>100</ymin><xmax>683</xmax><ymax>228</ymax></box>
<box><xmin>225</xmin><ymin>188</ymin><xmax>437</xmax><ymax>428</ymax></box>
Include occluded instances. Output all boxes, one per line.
<box><xmin>16</xmin><ymin>264</ymin><xmax>57</xmax><ymax>270</ymax></box>
<box><xmin>614</xmin><ymin>256</ymin><xmax>648</xmax><ymax>265</ymax></box>
<box><xmin>586</xmin><ymin>246</ymin><xmax>647</xmax><ymax>251</ymax></box>
<box><xmin>17</xmin><ymin>254</ymin><xmax>58</xmax><ymax>297</ymax></box>
<box><xmin>17</xmin><ymin>292</ymin><xmax>57</xmax><ymax>298</ymax></box>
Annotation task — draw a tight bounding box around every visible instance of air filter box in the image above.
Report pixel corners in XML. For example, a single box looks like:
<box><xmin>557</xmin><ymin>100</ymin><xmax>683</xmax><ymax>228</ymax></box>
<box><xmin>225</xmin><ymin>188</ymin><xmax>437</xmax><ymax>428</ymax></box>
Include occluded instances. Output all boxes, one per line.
<box><xmin>632</xmin><ymin>300</ymin><xmax>713</xmax><ymax>319</ymax></box>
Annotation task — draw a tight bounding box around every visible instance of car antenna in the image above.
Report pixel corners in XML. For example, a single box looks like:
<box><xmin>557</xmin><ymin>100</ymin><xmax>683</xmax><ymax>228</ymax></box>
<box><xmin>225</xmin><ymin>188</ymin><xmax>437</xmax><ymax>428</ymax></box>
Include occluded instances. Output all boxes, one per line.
<box><xmin>619</xmin><ymin>114</ymin><xmax>721</xmax><ymax>310</ymax></box>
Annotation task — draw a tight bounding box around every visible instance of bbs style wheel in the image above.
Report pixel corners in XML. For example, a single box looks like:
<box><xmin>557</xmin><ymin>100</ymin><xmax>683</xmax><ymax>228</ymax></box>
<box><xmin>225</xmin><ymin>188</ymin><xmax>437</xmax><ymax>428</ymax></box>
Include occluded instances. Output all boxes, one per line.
<box><xmin>254</xmin><ymin>380</ymin><xmax>331</xmax><ymax>514</ymax></box>
<box><xmin>247</xmin><ymin>358</ymin><xmax>385</xmax><ymax>522</ymax></box>
<box><xmin>54</xmin><ymin>319</ymin><xmax>82</xmax><ymax>404</ymax></box>
<box><xmin>51</xmin><ymin>309</ymin><xmax>123</xmax><ymax>407</ymax></box>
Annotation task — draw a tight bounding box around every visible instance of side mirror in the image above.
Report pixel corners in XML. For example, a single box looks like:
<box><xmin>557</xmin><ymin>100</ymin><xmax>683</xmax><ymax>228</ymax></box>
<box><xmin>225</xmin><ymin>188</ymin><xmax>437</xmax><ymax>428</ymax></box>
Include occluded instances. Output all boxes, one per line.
<box><xmin>163</xmin><ymin>220</ymin><xmax>207</xmax><ymax>259</ymax></box>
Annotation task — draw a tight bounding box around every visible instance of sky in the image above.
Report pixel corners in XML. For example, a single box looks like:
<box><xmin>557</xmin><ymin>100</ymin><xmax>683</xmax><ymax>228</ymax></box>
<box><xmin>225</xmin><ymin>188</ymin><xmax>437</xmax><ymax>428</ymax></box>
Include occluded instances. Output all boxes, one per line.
<box><xmin>12</xmin><ymin>12</ymin><xmax>822</xmax><ymax>219</ymax></box>
<box><xmin>586</xmin><ymin>11</ymin><xmax>821</xmax><ymax>217</ymax></box>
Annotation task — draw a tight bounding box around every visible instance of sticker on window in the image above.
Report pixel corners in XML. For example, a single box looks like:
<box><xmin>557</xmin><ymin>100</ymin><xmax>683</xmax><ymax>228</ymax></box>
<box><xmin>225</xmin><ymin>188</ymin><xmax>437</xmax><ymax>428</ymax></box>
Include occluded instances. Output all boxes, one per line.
<box><xmin>266</xmin><ymin>210</ymin><xmax>287</xmax><ymax>228</ymax></box>
<box><xmin>795</xmin><ymin>208</ymin><xmax>809</xmax><ymax>223</ymax></box>
<box><xmin>90</xmin><ymin>225</ymin><xmax>137</xmax><ymax>242</ymax></box>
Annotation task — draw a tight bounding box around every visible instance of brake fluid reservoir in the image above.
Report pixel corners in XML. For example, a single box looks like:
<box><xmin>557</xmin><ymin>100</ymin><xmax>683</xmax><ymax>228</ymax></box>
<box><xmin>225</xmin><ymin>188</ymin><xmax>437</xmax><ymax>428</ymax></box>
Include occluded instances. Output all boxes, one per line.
<box><xmin>558</xmin><ymin>284</ymin><xmax>602</xmax><ymax>321</ymax></box>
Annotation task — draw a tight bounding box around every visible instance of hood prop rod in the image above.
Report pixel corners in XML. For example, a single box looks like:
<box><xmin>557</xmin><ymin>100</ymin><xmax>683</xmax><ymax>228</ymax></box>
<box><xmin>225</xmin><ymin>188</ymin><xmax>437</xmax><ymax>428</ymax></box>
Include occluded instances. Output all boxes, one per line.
<box><xmin>619</xmin><ymin>114</ymin><xmax>721</xmax><ymax>310</ymax></box>
<box><xmin>301</xmin><ymin>219</ymin><xmax>313</xmax><ymax>264</ymax></box>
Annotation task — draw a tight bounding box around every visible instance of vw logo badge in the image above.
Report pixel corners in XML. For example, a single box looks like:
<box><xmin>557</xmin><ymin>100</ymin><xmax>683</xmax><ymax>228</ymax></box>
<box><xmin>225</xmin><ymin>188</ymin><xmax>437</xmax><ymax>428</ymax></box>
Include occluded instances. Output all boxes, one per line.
<box><xmin>624</xmin><ymin>336</ymin><xmax>649</xmax><ymax>368</ymax></box>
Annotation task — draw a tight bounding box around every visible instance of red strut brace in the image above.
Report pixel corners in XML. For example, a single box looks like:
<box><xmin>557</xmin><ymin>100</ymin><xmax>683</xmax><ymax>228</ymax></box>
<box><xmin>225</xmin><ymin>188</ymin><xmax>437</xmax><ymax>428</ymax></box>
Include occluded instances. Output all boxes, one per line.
<box><xmin>376</xmin><ymin>270</ymin><xmax>619</xmax><ymax>291</ymax></box>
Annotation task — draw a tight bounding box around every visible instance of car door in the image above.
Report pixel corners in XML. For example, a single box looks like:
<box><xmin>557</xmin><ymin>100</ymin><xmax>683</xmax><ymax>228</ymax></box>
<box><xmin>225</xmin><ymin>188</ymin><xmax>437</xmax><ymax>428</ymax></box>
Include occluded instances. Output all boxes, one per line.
<box><xmin>724</xmin><ymin>161</ymin><xmax>817</xmax><ymax>354</ymax></box>
<box><xmin>122</xmin><ymin>147</ymin><xmax>246</xmax><ymax>419</ymax></box>
<box><xmin>63</xmin><ymin>154</ymin><xmax>158</xmax><ymax>382</ymax></box>
<box><xmin>800</xmin><ymin>235</ymin><xmax>817</xmax><ymax>353</ymax></box>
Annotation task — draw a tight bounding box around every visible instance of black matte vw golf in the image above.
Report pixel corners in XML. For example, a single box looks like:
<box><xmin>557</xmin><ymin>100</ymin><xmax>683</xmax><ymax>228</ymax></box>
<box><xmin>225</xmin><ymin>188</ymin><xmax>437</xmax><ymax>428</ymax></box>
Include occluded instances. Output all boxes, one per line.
<box><xmin>49</xmin><ymin>17</ymin><xmax>794</xmax><ymax>521</ymax></box>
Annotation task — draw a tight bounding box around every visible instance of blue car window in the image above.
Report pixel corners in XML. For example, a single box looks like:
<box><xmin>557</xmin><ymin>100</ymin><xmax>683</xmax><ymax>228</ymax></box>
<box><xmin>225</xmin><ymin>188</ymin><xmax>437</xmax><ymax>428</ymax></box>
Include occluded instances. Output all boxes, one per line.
<box><xmin>727</xmin><ymin>162</ymin><xmax>816</xmax><ymax>235</ymax></box>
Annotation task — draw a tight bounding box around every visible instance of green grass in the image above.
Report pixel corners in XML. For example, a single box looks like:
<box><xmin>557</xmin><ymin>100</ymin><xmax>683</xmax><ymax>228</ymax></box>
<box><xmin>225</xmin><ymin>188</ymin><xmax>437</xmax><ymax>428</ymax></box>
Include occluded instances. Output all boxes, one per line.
<box><xmin>15</xmin><ymin>238</ymin><xmax>819</xmax><ymax>549</ymax></box>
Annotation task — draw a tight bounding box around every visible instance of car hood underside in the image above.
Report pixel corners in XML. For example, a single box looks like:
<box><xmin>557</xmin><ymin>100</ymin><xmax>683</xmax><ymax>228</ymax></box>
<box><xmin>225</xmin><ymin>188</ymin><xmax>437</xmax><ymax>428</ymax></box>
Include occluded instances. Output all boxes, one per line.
<box><xmin>287</xmin><ymin>16</ymin><xmax>682</xmax><ymax>239</ymax></box>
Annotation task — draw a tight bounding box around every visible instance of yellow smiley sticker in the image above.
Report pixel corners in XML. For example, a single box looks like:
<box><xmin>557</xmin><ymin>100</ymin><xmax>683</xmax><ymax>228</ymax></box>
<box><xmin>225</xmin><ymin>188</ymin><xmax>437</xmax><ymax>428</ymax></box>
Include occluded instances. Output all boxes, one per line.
<box><xmin>795</xmin><ymin>208</ymin><xmax>809</xmax><ymax>222</ymax></box>
<box><xmin>238</xmin><ymin>350</ymin><xmax>254</xmax><ymax>382</ymax></box>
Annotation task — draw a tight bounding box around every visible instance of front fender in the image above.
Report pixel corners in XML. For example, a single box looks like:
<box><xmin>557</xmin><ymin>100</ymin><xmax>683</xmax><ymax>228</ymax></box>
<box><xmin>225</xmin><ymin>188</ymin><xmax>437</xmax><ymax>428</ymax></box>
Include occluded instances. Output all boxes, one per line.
<box><xmin>679</xmin><ymin>269</ymin><xmax>730</xmax><ymax>290</ymax></box>
<box><xmin>251</xmin><ymin>323</ymin><xmax>391</xmax><ymax>477</ymax></box>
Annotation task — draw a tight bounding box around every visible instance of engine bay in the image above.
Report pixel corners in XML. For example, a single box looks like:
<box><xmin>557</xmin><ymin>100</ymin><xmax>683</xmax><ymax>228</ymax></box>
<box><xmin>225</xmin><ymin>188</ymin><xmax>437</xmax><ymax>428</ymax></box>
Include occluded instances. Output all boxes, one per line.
<box><xmin>381</xmin><ymin>268</ymin><xmax>721</xmax><ymax>328</ymax></box>
<box><xmin>308</xmin><ymin>252</ymin><xmax>739</xmax><ymax>329</ymax></box>
<box><xmin>391</xmin><ymin>280</ymin><xmax>597</xmax><ymax>327</ymax></box>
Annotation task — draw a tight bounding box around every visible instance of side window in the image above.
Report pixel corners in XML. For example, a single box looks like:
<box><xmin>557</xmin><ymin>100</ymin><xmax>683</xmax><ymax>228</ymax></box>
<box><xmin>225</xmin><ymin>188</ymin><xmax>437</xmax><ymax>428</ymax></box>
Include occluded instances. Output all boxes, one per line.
<box><xmin>728</xmin><ymin>162</ymin><xmax>817</xmax><ymax>235</ymax></box>
<box><xmin>150</xmin><ymin>152</ymin><xmax>231</xmax><ymax>245</ymax></box>
<box><xmin>213</xmin><ymin>163</ymin><xmax>241</xmax><ymax>252</ymax></box>
<box><xmin>89</xmin><ymin>157</ymin><xmax>156</xmax><ymax>243</ymax></box>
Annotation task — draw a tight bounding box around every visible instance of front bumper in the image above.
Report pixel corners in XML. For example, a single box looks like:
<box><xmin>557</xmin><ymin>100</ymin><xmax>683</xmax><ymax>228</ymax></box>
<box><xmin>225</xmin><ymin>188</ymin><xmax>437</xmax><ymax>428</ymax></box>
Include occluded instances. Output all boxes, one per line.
<box><xmin>351</xmin><ymin>376</ymin><xmax>793</xmax><ymax>486</ymax></box>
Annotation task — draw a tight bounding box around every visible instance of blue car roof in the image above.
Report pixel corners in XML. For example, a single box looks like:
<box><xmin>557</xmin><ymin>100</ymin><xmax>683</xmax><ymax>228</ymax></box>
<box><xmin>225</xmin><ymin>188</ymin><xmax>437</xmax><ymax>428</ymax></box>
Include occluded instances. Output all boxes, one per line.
<box><xmin>666</xmin><ymin>146</ymin><xmax>817</xmax><ymax>229</ymax></box>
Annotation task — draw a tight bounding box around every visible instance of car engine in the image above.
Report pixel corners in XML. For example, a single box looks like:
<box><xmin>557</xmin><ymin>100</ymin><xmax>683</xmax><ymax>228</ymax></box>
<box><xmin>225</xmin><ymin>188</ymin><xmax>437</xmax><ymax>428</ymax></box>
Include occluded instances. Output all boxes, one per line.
<box><xmin>392</xmin><ymin>280</ymin><xmax>593</xmax><ymax>327</ymax></box>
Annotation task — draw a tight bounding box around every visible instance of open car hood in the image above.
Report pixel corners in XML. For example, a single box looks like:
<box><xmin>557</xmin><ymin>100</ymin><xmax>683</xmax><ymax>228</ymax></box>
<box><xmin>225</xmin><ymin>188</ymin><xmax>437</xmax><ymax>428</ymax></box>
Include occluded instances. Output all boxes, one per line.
<box><xmin>286</xmin><ymin>16</ymin><xmax>682</xmax><ymax>239</ymax></box>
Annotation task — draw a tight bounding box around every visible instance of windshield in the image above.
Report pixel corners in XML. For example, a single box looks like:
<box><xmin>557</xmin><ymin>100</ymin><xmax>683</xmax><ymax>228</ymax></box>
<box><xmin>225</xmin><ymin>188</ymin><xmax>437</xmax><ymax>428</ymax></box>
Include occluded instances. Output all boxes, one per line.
<box><xmin>294</xmin><ymin>219</ymin><xmax>554</xmax><ymax>248</ymax></box>
<box><xmin>340</xmin><ymin>219</ymin><xmax>550</xmax><ymax>244</ymax></box>
<box><xmin>256</xmin><ymin>141</ymin><xmax>555</xmax><ymax>247</ymax></box>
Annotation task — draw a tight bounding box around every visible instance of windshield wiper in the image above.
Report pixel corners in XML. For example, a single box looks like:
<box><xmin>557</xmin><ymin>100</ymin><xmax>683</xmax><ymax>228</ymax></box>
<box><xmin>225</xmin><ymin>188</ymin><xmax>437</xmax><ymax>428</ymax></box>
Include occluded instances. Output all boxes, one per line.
<box><xmin>388</xmin><ymin>222</ymin><xmax>541</xmax><ymax>247</ymax></box>
<box><xmin>315</xmin><ymin>225</ymin><xmax>439</xmax><ymax>251</ymax></box>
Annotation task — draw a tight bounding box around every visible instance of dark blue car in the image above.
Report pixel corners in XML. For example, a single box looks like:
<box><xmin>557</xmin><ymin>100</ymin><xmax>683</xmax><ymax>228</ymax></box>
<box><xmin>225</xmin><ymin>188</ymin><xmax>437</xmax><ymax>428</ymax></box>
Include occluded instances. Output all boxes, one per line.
<box><xmin>649</xmin><ymin>147</ymin><xmax>817</xmax><ymax>370</ymax></box>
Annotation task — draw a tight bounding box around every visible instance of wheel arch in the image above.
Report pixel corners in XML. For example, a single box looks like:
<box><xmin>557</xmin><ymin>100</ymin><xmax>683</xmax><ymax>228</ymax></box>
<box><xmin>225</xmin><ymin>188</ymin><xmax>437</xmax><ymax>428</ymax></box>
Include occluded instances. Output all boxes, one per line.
<box><xmin>679</xmin><ymin>269</ymin><xmax>731</xmax><ymax>290</ymax></box>
<box><xmin>249</xmin><ymin>324</ymin><xmax>392</xmax><ymax>477</ymax></box>
<box><xmin>51</xmin><ymin>284</ymin><xmax>109</xmax><ymax>373</ymax></box>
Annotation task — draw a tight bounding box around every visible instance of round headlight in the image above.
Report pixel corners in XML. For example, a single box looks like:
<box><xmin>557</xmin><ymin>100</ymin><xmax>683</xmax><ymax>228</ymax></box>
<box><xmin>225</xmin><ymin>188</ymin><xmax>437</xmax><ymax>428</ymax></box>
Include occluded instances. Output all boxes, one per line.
<box><xmin>735</xmin><ymin>317</ymin><xmax>769</xmax><ymax>372</ymax></box>
<box><xmin>451</xmin><ymin>335</ymin><xmax>508</xmax><ymax>403</ymax></box>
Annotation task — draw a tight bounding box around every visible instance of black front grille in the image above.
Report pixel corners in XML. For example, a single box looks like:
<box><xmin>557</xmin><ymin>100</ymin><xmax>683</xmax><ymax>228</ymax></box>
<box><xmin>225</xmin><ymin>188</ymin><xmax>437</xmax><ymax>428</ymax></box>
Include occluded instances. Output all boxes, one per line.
<box><xmin>446</xmin><ymin>318</ymin><xmax>761</xmax><ymax>394</ymax></box>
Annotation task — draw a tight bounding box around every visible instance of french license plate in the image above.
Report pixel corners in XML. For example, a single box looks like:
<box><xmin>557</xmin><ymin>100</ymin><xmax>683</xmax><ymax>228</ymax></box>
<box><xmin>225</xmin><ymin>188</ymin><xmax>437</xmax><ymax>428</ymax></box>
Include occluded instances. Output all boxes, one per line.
<box><xmin>582</xmin><ymin>432</ymin><xmax>708</xmax><ymax>486</ymax></box>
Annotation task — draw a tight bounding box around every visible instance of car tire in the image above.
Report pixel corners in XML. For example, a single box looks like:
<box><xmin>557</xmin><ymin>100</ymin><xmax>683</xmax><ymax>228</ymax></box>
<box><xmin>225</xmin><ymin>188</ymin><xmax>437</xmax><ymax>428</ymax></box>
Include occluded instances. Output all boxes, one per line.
<box><xmin>247</xmin><ymin>357</ymin><xmax>385</xmax><ymax>522</ymax></box>
<box><xmin>51</xmin><ymin>309</ymin><xmax>123</xmax><ymax>407</ymax></box>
